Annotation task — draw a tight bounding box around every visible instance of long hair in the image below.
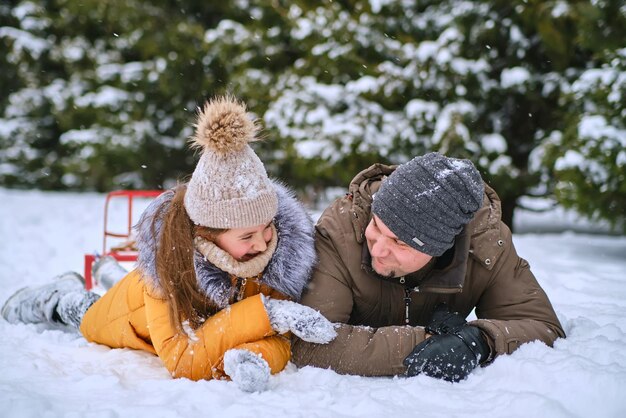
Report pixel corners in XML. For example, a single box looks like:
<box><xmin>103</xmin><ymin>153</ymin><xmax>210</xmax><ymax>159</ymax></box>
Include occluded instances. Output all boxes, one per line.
<box><xmin>153</xmin><ymin>184</ymin><xmax>225</xmax><ymax>330</ymax></box>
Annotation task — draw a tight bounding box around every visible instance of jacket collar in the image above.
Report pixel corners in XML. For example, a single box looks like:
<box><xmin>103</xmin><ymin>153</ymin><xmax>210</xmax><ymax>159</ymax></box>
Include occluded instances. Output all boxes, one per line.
<box><xmin>347</xmin><ymin>163</ymin><xmax>396</xmax><ymax>245</ymax></box>
<box><xmin>134</xmin><ymin>181</ymin><xmax>316</xmax><ymax>308</ymax></box>
<box><xmin>465</xmin><ymin>185</ymin><xmax>506</xmax><ymax>271</ymax></box>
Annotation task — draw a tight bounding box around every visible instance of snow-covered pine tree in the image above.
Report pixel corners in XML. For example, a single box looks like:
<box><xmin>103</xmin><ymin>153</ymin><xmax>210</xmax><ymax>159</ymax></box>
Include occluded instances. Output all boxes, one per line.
<box><xmin>1</xmin><ymin>0</ymin><xmax>623</xmax><ymax>230</ymax></box>
<box><xmin>261</xmin><ymin>0</ymin><xmax>625</xmax><ymax>229</ymax></box>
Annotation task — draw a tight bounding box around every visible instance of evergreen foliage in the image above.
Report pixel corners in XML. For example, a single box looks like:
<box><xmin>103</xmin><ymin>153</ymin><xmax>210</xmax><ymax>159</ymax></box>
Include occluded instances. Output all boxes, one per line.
<box><xmin>0</xmin><ymin>0</ymin><xmax>624</xmax><ymax>230</ymax></box>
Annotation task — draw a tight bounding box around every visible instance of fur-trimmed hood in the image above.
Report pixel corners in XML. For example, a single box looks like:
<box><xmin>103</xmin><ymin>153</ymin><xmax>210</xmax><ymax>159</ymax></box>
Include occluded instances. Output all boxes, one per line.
<box><xmin>134</xmin><ymin>181</ymin><xmax>316</xmax><ymax>308</ymax></box>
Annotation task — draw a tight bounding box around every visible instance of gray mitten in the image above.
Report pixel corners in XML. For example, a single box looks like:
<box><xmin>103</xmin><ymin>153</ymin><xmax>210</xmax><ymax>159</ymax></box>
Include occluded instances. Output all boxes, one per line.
<box><xmin>263</xmin><ymin>297</ymin><xmax>337</xmax><ymax>344</ymax></box>
<box><xmin>223</xmin><ymin>349</ymin><xmax>270</xmax><ymax>392</ymax></box>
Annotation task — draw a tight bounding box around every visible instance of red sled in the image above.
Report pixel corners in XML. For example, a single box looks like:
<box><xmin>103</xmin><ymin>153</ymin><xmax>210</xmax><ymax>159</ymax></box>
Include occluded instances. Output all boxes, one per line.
<box><xmin>84</xmin><ymin>190</ymin><xmax>162</xmax><ymax>289</ymax></box>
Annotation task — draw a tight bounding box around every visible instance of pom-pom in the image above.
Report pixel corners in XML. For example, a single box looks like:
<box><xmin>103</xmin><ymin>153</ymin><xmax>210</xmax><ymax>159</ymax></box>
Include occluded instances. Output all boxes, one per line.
<box><xmin>190</xmin><ymin>95</ymin><xmax>258</xmax><ymax>154</ymax></box>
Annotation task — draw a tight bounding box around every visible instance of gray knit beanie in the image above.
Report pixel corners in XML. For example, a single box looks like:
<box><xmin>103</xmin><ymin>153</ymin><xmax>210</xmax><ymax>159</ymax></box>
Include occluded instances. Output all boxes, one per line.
<box><xmin>371</xmin><ymin>152</ymin><xmax>484</xmax><ymax>257</ymax></box>
<box><xmin>184</xmin><ymin>96</ymin><xmax>278</xmax><ymax>229</ymax></box>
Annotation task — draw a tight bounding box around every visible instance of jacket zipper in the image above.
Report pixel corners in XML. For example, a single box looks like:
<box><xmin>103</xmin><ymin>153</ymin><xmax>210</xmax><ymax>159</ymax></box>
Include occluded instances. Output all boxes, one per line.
<box><xmin>403</xmin><ymin>287</ymin><xmax>411</xmax><ymax>325</ymax></box>
<box><xmin>400</xmin><ymin>277</ymin><xmax>420</xmax><ymax>325</ymax></box>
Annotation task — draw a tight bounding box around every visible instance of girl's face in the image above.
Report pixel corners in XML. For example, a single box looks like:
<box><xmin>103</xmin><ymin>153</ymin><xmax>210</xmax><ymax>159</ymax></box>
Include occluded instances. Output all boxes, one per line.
<box><xmin>214</xmin><ymin>222</ymin><xmax>273</xmax><ymax>262</ymax></box>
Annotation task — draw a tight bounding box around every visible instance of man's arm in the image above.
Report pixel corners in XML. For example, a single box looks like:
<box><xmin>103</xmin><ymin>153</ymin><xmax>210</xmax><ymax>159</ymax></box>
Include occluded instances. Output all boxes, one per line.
<box><xmin>291</xmin><ymin>221</ymin><xmax>426</xmax><ymax>376</ymax></box>
<box><xmin>292</xmin><ymin>319</ymin><xmax>426</xmax><ymax>376</ymax></box>
<box><xmin>401</xmin><ymin>222</ymin><xmax>565</xmax><ymax>381</ymax></box>
<box><xmin>470</xmin><ymin>224</ymin><xmax>566</xmax><ymax>359</ymax></box>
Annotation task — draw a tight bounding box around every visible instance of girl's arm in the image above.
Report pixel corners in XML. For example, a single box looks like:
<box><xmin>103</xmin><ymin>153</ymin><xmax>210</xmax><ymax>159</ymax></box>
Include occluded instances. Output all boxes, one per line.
<box><xmin>144</xmin><ymin>292</ymin><xmax>277</xmax><ymax>381</ymax></box>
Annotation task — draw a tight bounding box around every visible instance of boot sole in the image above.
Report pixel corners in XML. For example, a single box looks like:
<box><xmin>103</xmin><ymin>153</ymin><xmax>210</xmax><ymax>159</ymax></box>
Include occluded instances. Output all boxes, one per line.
<box><xmin>1</xmin><ymin>286</ymin><xmax>30</xmax><ymax>323</ymax></box>
<box><xmin>54</xmin><ymin>271</ymin><xmax>86</xmax><ymax>286</ymax></box>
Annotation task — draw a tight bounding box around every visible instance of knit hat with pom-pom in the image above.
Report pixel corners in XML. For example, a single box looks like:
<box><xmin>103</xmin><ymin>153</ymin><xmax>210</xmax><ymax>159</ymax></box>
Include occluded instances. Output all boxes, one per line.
<box><xmin>184</xmin><ymin>96</ymin><xmax>278</xmax><ymax>229</ymax></box>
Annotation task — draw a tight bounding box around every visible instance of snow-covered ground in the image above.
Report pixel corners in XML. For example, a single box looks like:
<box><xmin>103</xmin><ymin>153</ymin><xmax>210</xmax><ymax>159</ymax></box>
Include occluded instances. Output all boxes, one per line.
<box><xmin>1</xmin><ymin>188</ymin><xmax>625</xmax><ymax>418</ymax></box>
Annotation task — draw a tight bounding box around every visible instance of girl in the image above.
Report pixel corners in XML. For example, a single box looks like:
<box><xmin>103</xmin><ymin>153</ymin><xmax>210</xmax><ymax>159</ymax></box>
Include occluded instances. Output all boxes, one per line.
<box><xmin>2</xmin><ymin>96</ymin><xmax>335</xmax><ymax>392</ymax></box>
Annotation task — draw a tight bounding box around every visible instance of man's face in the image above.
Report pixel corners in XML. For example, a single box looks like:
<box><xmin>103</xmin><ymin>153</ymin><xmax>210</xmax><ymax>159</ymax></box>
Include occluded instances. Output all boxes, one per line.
<box><xmin>364</xmin><ymin>215</ymin><xmax>433</xmax><ymax>278</ymax></box>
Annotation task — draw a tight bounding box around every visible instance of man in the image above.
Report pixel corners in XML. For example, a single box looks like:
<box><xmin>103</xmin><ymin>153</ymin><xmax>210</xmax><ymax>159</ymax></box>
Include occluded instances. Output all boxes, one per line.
<box><xmin>292</xmin><ymin>152</ymin><xmax>565</xmax><ymax>382</ymax></box>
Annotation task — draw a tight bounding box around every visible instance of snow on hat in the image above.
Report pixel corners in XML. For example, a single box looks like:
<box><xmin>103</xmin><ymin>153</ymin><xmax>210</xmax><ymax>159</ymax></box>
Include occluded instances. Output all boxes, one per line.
<box><xmin>371</xmin><ymin>152</ymin><xmax>484</xmax><ymax>257</ymax></box>
<box><xmin>184</xmin><ymin>96</ymin><xmax>278</xmax><ymax>229</ymax></box>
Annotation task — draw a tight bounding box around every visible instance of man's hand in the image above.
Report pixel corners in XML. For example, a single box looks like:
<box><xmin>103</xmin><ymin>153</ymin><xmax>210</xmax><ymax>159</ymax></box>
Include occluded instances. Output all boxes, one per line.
<box><xmin>425</xmin><ymin>303</ymin><xmax>467</xmax><ymax>335</ymax></box>
<box><xmin>403</xmin><ymin>325</ymin><xmax>490</xmax><ymax>382</ymax></box>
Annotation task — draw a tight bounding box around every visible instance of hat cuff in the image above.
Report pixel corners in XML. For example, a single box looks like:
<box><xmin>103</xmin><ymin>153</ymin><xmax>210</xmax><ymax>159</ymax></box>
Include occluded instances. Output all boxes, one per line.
<box><xmin>372</xmin><ymin>201</ymin><xmax>455</xmax><ymax>257</ymax></box>
<box><xmin>186</xmin><ymin>191</ymin><xmax>278</xmax><ymax>229</ymax></box>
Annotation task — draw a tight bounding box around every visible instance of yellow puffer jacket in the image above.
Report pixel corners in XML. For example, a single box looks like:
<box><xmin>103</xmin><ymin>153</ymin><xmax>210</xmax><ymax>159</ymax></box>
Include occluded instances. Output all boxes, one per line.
<box><xmin>80</xmin><ymin>269</ymin><xmax>290</xmax><ymax>380</ymax></box>
<box><xmin>80</xmin><ymin>182</ymin><xmax>316</xmax><ymax>381</ymax></box>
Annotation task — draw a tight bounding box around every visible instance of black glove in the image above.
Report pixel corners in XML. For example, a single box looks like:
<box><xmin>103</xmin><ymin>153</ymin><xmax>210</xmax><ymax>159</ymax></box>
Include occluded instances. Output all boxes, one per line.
<box><xmin>425</xmin><ymin>303</ymin><xmax>467</xmax><ymax>335</ymax></box>
<box><xmin>404</xmin><ymin>325</ymin><xmax>490</xmax><ymax>382</ymax></box>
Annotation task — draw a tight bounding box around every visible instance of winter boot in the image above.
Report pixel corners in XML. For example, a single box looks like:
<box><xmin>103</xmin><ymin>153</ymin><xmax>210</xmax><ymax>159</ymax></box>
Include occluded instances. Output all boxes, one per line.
<box><xmin>262</xmin><ymin>296</ymin><xmax>337</xmax><ymax>344</ymax></box>
<box><xmin>1</xmin><ymin>272</ymin><xmax>84</xmax><ymax>325</ymax></box>
<box><xmin>56</xmin><ymin>290</ymin><xmax>100</xmax><ymax>328</ymax></box>
<box><xmin>92</xmin><ymin>255</ymin><xmax>128</xmax><ymax>290</ymax></box>
<box><xmin>223</xmin><ymin>349</ymin><xmax>270</xmax><ymax>392</ymax></box>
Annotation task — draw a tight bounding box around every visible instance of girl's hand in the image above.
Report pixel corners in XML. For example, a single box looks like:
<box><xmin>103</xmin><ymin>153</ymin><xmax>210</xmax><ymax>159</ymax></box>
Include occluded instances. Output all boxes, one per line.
<box><xmin>263</xmin><ymin>297</ymin><xmax>337</xmax><ymax>344</ymax></box>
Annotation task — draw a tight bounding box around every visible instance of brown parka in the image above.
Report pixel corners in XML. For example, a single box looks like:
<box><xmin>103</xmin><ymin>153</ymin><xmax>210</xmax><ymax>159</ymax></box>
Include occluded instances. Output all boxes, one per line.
<box><xmin>292</xmin><ymin>163</ymin><xmax>565</xmax><ymax>376</ymax></box>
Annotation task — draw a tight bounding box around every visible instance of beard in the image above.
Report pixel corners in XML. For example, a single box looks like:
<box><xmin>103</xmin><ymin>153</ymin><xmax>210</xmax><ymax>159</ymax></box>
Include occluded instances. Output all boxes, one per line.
<box><xmin>371</xmin><ymin>259</ymin><xmax>397</xmax><ymax>279</ymax></box>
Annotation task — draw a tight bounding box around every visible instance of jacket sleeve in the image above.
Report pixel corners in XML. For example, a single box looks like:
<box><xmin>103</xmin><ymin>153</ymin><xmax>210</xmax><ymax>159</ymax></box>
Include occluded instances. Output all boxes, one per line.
<box><xmin>219</xmin><ymin>336</ymin><xmax>291</xmax><ymax>378</ymax></box>
<box><xmin>291</xmin><ymin>221</ymin><xmax>426</xmax><ymax>376</ymax></box>
<box><xmin>143</xmin><ymin>292</ymin><xmax>278</xmax><ymax>380</ymax></box>
<box><xmin>470</xmin><ymin>225</ymin><xmax>566</xmax><ymax>359</ymax></box>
